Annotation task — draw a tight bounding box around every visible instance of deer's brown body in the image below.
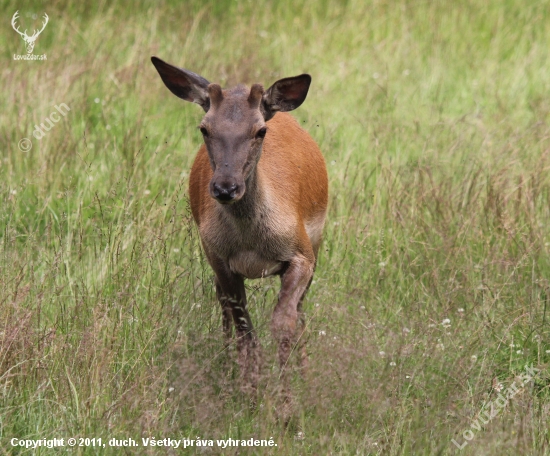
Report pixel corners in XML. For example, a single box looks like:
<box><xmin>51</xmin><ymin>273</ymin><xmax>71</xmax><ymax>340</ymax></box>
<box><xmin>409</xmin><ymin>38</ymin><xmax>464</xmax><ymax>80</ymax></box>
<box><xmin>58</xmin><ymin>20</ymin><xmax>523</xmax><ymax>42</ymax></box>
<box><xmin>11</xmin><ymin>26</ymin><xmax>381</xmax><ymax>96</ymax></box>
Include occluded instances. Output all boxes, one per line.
<box><xmin>190</xmin><ymin>112</ymin><xmax>327</xmax><ymax>278</ymax></box>
<box><xmin>152</xmin><ymin>56</ymin><xmax>328</xmax><ymax>406</ymax></box>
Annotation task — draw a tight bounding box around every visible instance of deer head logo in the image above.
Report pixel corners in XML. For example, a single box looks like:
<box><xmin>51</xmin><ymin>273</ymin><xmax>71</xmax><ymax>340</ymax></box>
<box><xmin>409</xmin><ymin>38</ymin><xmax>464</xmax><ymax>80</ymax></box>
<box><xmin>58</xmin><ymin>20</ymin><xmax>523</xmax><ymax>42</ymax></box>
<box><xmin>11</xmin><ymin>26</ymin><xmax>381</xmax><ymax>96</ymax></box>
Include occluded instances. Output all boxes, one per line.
<box><xmin>11</xmin><ymin>11</ymin><xmax>49</xmax><ymax>54</ymax></box>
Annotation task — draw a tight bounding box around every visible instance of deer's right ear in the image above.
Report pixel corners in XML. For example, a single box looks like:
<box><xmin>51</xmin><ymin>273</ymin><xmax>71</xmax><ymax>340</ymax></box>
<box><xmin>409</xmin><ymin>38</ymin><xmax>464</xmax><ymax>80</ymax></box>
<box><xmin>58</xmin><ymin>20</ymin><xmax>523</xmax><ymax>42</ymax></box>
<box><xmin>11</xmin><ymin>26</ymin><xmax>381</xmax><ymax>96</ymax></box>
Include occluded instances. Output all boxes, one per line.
<box><xmin>151</xmin><ymin>57</ymin><xmax>211</xmax><ymax>112</ymax></box>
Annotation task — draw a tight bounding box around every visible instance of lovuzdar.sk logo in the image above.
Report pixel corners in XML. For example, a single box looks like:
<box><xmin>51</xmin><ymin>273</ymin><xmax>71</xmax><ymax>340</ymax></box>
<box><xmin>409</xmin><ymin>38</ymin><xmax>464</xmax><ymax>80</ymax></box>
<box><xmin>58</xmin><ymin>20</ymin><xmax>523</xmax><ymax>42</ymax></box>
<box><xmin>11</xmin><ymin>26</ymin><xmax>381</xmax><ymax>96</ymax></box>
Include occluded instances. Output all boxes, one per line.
<box><xmin>12</xmin><ymin>10</ymin><xmax>49</xmax><ymax>61</ymax></box>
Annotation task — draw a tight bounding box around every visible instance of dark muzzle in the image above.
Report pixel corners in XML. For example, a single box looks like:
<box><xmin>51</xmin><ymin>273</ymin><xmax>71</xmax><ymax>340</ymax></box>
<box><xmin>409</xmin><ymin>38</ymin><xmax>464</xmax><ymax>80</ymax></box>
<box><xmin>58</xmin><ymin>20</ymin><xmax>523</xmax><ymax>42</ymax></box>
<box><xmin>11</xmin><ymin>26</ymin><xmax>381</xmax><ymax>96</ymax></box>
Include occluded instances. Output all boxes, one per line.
<box><xmin>211</xmin><ymin>181</ymin><xmax>239</xmax><ymax>203</ymax></box>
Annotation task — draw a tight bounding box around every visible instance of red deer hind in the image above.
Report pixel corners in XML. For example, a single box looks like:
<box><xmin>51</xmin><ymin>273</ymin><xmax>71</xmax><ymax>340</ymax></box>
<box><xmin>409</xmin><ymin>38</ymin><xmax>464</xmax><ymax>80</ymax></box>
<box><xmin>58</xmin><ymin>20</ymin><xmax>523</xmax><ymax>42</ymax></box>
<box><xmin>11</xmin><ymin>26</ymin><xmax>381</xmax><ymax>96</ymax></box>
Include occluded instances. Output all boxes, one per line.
<box><xmin>151</xmin><ymin>56</ymin><xmax>328</xmax><ymax>404</ymax></box>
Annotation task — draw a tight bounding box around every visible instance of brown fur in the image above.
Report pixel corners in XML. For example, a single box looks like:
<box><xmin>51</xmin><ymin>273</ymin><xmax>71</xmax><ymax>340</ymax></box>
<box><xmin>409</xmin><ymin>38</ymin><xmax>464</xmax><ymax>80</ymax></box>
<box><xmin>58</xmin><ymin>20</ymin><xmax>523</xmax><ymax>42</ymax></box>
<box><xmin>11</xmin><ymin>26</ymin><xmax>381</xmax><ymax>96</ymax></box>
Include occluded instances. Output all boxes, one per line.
<box><xmin>151</xmin><ymin>56</ymin><xmax>328</xmax><ymax>414</ymax></box>
<box><xmin>190</xmin><ymin>112</ymin><xmax>327</xmax><ymax>271</ymax></box>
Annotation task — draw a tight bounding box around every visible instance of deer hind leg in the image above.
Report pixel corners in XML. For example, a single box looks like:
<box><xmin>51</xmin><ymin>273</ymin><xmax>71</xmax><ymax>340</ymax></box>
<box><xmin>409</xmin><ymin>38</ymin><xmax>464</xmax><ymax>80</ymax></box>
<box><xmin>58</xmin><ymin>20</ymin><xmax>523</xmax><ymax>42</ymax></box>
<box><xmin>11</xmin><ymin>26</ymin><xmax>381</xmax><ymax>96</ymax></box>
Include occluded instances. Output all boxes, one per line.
<box><xmin>271</xmin><ymin>252</ymin><xmax>315</xmax><ymax>419</ymax></box>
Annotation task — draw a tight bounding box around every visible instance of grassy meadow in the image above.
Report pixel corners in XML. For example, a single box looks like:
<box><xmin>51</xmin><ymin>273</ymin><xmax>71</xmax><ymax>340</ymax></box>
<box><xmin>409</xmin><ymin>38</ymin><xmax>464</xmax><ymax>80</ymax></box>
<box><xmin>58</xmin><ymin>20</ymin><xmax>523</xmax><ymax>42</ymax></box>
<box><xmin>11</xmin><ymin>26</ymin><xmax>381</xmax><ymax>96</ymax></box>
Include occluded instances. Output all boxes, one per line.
<box><xmin>1</xmin><ymin>0</ymin><xmax>550</xmax><ymax>454</ymax></box>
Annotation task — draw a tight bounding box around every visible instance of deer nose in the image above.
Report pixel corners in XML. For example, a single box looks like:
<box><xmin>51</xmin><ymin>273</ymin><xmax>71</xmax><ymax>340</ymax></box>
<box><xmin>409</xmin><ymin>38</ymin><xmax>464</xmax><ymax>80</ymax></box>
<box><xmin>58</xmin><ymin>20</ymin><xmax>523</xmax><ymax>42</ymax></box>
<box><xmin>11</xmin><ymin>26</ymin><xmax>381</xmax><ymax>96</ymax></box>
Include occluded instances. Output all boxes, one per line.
<box><xmin>212</xmin><ymin>182</ymin><xmax>239</xmax><ymax>203</ymax></box>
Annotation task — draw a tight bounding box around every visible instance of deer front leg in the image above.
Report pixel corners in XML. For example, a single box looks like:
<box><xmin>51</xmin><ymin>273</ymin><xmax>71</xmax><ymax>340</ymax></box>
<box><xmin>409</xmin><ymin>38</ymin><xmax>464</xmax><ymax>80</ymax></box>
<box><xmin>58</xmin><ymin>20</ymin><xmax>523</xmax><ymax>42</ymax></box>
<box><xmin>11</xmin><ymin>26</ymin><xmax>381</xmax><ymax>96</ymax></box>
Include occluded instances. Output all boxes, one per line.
<box><xmin>296</xmin><ymin>276</ymin><xmax>313</xmax><ymax>374</ymax></box>
<box><xmin>215</xmin><ymin>277</ymin><xmax>234</xmax><ymax>341</ymax></box>
<box><xmin>210</xmin><ymin>258</ymin><xmax>260</xmax><ymax>393</ymax></box>
<box><xmin>271</xmin><ymin>252</ymin><xmax>314</xmax><ymax>415</ymax></box>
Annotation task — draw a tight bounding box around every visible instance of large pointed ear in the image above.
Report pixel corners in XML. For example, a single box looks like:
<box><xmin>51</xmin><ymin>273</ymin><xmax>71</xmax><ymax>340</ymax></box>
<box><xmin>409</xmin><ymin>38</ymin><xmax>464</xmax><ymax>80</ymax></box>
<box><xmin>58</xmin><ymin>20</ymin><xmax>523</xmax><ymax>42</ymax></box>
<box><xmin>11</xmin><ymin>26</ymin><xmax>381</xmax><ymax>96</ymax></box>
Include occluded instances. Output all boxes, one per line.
<box><xmin>151</xmin><ymin>56</ymin><xmax>211</xmax><ymax>112</ymax></box>
<box><xmin>261</xmin><ymin>74</ymin><xmax>311</xmax><ymax>121</ymax></box>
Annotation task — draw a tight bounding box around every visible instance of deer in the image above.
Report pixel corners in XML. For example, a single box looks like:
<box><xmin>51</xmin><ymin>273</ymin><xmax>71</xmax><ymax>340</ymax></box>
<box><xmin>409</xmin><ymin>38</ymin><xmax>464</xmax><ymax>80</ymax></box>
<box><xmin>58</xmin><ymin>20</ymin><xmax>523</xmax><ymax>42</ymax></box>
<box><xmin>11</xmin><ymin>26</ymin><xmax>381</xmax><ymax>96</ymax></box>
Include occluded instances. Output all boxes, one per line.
<box><xmin>11</xmin><ymin>11</ymin><xmax>49</xmax><ymax>54</ymax></box>
<box><xmin>151</xmin><ymin>56</ymin><xmax>328</xmax><ymax>410</ymax></box>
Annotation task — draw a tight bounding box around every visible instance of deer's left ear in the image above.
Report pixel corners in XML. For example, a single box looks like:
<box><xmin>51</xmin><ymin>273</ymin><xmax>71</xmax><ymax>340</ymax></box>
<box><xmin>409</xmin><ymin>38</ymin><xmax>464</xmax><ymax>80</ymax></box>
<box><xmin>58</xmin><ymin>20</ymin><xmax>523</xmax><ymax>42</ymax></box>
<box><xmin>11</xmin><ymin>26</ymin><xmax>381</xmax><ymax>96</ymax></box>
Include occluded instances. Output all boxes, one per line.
<box><xmin>151</xmin><ymin>56</ymin><xmax>211</xmax><ymax>112</ymax></box>
<box><xmin>261</xmin><ymin>74</ymin><xmax>311</xmax><ymax>121</ymax></box>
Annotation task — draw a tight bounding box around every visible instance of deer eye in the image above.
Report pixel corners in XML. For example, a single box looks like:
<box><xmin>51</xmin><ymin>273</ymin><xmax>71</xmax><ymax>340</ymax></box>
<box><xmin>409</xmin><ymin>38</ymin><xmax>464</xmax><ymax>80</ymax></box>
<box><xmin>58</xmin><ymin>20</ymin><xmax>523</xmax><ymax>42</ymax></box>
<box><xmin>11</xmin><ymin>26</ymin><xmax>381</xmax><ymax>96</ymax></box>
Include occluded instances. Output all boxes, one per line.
<box><xmin>256</xmin><ymin>127</ymin><xmax>267</xmax><ymax>139</ymax></box>
<box><xmin>199</xmin><ymin>126</ymin><xmax>209</xmax><ymax>137</ymax></box>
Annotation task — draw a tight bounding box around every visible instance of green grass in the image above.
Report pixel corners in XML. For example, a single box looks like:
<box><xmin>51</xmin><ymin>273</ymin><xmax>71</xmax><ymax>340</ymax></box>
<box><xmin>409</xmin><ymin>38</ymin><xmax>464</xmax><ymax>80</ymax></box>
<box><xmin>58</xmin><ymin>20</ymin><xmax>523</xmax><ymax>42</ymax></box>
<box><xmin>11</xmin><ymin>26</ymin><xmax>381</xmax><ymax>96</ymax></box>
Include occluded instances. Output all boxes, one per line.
<box><xmin>1</xmin><ymin>0</ymin><xmax>549</xmax><ymax>454</ymax></box>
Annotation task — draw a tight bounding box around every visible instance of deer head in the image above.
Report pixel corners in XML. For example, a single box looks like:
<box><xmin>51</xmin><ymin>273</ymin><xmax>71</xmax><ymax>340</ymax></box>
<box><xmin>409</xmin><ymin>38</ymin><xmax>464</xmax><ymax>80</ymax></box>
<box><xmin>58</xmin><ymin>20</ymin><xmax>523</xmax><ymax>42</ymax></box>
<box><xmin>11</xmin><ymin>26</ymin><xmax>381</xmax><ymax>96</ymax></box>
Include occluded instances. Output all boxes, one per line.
<box><xmin>151</xmin><ymin>57</ymin><xmax>311</xmax><ymax>204</ymax></box>
<box><xmin>11</xmin><ymin>11</ymin><xmax>49</xmax><ymax>54</ymax></box>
